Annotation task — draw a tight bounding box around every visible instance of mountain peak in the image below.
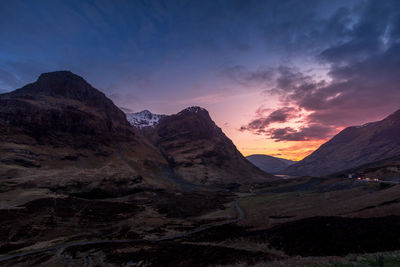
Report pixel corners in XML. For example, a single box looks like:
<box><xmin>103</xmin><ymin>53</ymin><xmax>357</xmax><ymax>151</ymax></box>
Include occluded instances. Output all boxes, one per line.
<box><xmin>139</xmin><ymin>110</ymin><xmax>152</xmax><ymax>115</ymax></box>
<box><xmin>31</xmin><ymin>71</ymin><xmax>95</xmax><ymax>99</ymax></box>
<box><xmin>0</xmin><ymin>71</ymin><xmax>136</xmax><ymax>147</ymax></box>
<box><xmin>179</xmin><ymin>106</ymin><xmax>208</xmax><ymax>114</ymax></box>
<box><xmin>9</xmin><ymin>71</ymin><xmax>113</xmax><ymax>109</ymax></box>
<box><xmin>142</xmin><ymin>107</ymin><xmax>274</xmax><ymax>186</ymax></box>
<box><xmin>37</xmin><ymin>70</ymin><xmax>84</xmax><ymax>82</ymax></box>
<box><xmin>35</xmin><ymin>71</ymin><xmax>91</xmax><ymax>91</ymax></box>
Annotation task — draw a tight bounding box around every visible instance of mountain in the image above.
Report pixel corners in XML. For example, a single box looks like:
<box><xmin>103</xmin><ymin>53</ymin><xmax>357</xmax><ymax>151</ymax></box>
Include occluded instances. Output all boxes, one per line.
<box><xmin>0</xmin><ymin>71</ymin><xmax>273</xmax><ymax>194</ymax></box>
<box><xmin>284</xmin><ymin>109</ymin><xmax>400</xmax><ymax>176</ymax></box>
<box><xmin>246</xmin><ymin>154</ymin><xmax>297</xmax><ymax>174</ymax></box>
<box><xmin>126</xmin><ymin>110</ymin><xmax>166</xmax><ymax>128</ymax></box>
<box><xmin>0</xmin><ymin>71</ymin><xmax>134</xmax><ymax>147</ymax></box>
<box><xmin>0</xmin><ymin>71</ymin><xmax>180</xmax><ymax>195</ymax></box>
<box><xmin>132</xmin><ymin>107</ymin><xmax>275</xmax><ymax>188</ymax></box>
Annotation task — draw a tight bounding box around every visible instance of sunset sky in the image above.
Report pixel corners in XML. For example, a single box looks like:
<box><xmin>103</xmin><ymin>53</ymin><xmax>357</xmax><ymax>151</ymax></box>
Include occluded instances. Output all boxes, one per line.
<box><xmin>1</xmin><ymin>0</ymin><xmax>400</xmax><ymax>160</ymax></box>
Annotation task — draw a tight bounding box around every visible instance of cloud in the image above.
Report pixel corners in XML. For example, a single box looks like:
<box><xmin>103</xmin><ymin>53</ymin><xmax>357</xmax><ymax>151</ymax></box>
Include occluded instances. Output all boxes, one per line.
<box><xmin>239</xmin><ymin>0</ymin><xmax>400</xmax><ymax>142</ymax></box>
<box><xmin>240</xmin><ymin>107</ymin><xmax>300</xmax><ymax>134</ymax></box>
<box><xmin>318</xmin><ymin>0</ymin><xmax>397</xmax><ymax>65</ymax></box>
<box><xmin>267</xmin><ymin>124</ymin><xmax>336</xmax><ymax>142</ymax></box>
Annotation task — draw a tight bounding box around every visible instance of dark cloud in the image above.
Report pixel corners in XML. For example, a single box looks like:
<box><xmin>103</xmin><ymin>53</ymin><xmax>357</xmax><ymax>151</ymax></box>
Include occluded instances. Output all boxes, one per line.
<box><xmin>318</xmin><ymin>0</ymin><xmax>399</xmax><ymax>65</ymax></box>
<box><xmin>267</xmin><ymin>124</ymin><xmax>336</xmax><ymax>142</ymax></box>
<box><xmin>250</xmin><ymin>0</ymin><xmax>358</xmax><ymax>54</ymax></box>
<box><xmin>240</xmin><ymin>107</ymin><xmax>300</xmax><ymax>134</ymax></box>
<box><xmin>239</xmin><ymin>0</ymin><xmax>400</xmax><ymax>142</ymax></box>
<box><xmin>1</xmin><ymin>0</ymin><xmax>398</xmax><ymax>147</ymax></box>
<box><xmin>0</xmin><ymin>0</ymin><xmax>360</xmax><ymax>113</ymax></box>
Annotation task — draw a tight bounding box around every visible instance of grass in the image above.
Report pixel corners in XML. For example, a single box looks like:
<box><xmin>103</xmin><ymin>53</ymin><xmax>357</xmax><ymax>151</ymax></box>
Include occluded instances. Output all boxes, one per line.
<box><xmin>233</xmin><ymin>181</ymin><xmax>400</xmax><ymax>230</ymax></box>
<box><xmin>187</xmin><ymin>237</ymin><xmax>287</xmax><ymax>256</ymax></box>
<box><xmin>197</xmin><ymin>200</ymin><xmax>236</xmax><ymax>221</ymax></box>
<box><xmin>319</xmin><ymin>251</ymin><xmax>400</xmax><ymax>267</ymax></box>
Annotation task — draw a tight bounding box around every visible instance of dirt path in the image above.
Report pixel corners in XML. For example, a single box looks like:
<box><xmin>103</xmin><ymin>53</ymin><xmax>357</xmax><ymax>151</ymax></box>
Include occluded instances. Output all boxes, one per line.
<box><xmin>0</xmin><ymin>199</ymin><xmax>244</xmax><ymax>263</ymax></box>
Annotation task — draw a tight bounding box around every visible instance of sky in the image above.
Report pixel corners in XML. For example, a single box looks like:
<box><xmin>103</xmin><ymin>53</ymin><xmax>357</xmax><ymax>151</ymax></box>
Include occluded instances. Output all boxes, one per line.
<box><xmin>1</xmin><ymin>0</ymin><xmax>400</xmax><ymax>160</ymax></box>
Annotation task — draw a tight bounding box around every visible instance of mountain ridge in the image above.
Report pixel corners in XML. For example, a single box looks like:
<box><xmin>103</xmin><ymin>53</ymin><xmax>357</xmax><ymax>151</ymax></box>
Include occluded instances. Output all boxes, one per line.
<box><xmin>0</xmin><ymin>71</ymin><xmax>137</xmax><ymax>147</ymax></box>
<box><xmin>284</xmin><ymin>109</ymin><xmax>400</xmax><ymax>176</ymax></box>
<box><xmin>0</xmin><ymin>71</ymin><xmax>274</xmax><ymax>192</ymax></box>
<box><xmin>246</xmin><ymin>154</ymin><xmax>297</xmax><ymax>174</ymax></box>
<box><xmin>131</xmin><ymin>106</ymin><xmax>275</xmax><ymax>187</ymax></box>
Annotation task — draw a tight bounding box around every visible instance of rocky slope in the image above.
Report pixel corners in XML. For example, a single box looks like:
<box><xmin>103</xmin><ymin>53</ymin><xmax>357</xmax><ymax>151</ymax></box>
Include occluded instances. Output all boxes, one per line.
<box><xmin>0</xmin><ymin>71</ymin><xmax>135</xmax><ymax>147</ymax></box>
<box><xmin>138</xmin><ymin>107</ymin><xmax>274</xmax><ymax>188</ymax></box>
<box><xmin>0</xmin><ymin>71</ymin><xmax>181</xmax><ymax>194</ymax></box>
<box><xmin>0</xmin><ymin>71</ymin><xmax>273</xmax><ymax>193</ymax></box>
<box><xmin>284</xmin><ymin>109</ymin><xmax>400</xmax><ymax>176</ymax></box>
<box><xmin>246</xmin><ymin>154</ymin><xmax>297</xmax><ymax>174</ymax></box>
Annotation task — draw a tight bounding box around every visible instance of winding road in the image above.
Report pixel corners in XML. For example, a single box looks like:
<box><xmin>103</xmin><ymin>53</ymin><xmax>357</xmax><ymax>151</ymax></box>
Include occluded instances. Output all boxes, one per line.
<box><xmin>0</xmin><ymin>199</ymin><xmax>244</xmax><ymax>263</ymax></box>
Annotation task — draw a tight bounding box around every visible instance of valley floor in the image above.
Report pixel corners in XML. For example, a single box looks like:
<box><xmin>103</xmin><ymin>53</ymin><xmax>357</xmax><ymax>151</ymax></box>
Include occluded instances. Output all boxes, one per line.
<box><xmin>1</xmin><ymin>177</ymin><xmax>400</xmax><ymax>266</ymax></box>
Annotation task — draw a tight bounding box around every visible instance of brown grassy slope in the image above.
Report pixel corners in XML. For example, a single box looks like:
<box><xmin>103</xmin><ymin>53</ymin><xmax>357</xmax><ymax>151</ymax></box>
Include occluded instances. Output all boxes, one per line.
<box><xmin>142</xmin><ymin>107</ymin><xmax>275</xmax><ymax>188</ymax></box>
<box><xmin>285</xmin><ymin>109</ymin><xmax>400</xmax><ymax>176</ymax></box>
<box><xmin>0</xmin><ymin>71</ymin><xmax>183</xmax><ymax>192</ymax></box>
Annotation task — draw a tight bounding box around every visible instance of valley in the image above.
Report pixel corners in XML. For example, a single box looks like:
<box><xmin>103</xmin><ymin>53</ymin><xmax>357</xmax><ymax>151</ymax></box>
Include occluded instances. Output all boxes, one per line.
<box><xmin>1</xmin><ymin>71</ymin><xmax>400</xmax><ymax>266</ymax></box>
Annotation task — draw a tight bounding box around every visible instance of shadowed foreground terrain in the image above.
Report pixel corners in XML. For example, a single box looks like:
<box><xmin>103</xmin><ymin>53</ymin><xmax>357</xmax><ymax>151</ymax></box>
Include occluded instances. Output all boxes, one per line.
<box><xmin>2</xmin><ymin>177</ymin><xmax>400</xmax><ymax>266</ymax></box>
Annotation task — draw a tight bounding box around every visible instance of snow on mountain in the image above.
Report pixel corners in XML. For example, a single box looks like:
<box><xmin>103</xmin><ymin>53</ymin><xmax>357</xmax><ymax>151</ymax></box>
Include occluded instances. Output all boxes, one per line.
<box><xmin>126</xmin><ymin>110</ymin><xmax>166</xmax><ymax>128</ymax></box>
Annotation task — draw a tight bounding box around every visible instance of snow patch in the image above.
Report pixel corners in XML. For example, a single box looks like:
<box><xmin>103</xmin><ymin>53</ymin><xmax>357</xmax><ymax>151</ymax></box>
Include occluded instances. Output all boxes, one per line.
<box><xmin>126</xmin><ymin>110</ymin><xmax>166</xmax><ymax>128</ymax></box>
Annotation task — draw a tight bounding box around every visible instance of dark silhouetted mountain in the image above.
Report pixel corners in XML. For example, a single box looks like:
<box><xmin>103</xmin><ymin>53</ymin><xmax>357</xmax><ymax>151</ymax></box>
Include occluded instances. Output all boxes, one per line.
<box><xmin>0</xmin><ymin>71</ymin><xmax>135</xmax><ymax>147</ymax></box>
<box><xmin>134</xmin><ymin>106</ymin><xmax>275</xmax><ymax>188</ymax></box>
<box><xmin>0</xmin><ymin>71</ymin><xmax>272</xmax><ymax>193</ymax></box>
<box><xmin>284</xmin><ymin>109</ymin><xmax>400</xmax><ymax>176</ymax></box>
<box><xmin>0</xmin><ymin>71</ymin><xmax>179</xmax><ymax>194</ymax></box>
<box><xmin>246</xmin><ymin>154</ymin><xmax>297</xmax><ymax>174</ymax></box>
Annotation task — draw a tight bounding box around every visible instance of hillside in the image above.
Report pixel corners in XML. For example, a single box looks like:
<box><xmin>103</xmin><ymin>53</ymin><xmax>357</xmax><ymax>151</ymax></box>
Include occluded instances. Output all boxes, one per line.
<box><xmin>131</xmin><ymin>107</ymin><xmax>275</xmax><ymax>189</ymax></box>
<box><xmin>284</xmin><ymin>109</ymin><xmax>400</xmax><ymax>176</ymax></box>
<box><xmin>0</xmin><ymin>71</ymin><xmax>186</xmax><ymax>195</ymax></box>
<box><xmin>246</xmin><ymin>154</ymin><xmax>297</xmax><ymax>174</ymax></box>
<box><xmin>0</xmin><ymin>71</ymin><xmax>273</xmax><ymax>193</ymax></box>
